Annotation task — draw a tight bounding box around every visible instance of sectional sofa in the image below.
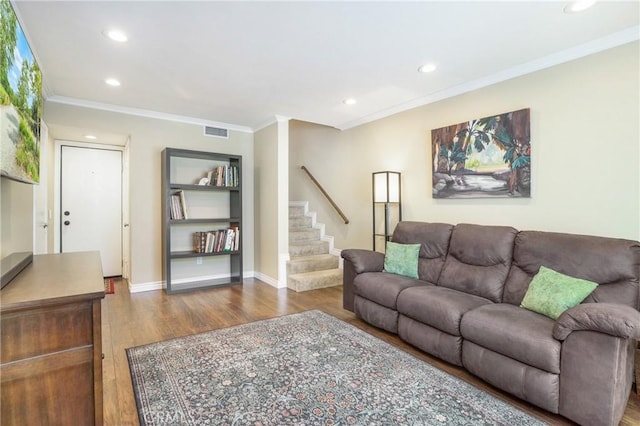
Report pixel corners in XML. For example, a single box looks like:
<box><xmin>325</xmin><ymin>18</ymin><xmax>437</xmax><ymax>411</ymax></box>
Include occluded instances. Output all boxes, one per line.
<box><xmin>341</xmin><ymin>222</ymin><xmax>640</xmax><ymax>426</ymax></box>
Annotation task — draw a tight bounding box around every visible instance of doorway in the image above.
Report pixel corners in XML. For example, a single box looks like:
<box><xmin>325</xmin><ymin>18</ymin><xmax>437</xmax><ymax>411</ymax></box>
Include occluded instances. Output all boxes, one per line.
<box><xmin>57</xmin><ymin>143</ymin><xmax>124</xmax><ymax>277</ymax></box>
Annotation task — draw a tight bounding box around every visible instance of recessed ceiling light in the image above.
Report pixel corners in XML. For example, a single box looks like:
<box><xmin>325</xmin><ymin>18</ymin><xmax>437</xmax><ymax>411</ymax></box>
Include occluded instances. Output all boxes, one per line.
<box><xmin>418</xmin><ymin>63</ymin><xmax>437</xmax><ymax>73</ymax></box>
<box><xmin>105</xmin><ymin>78</ymin><xmax>121</xmax><ymax>87</ymax></box>
<box><xmin>564</xmin><ymin>1</ymin><xmax>596</xmax><ymax>13</ymax></box>
<box><xmin>103</xmin><ymin>29</ymin><xmax>128</xmax><ymax>42</ymax></box>
<box><xmin>84</xmin><ymin>134</ymin><xmax>97</xmax><ymax>140</ymax></box>
<box><xmin>343</xmin><ymin>98</ymin><xmax>357</xmax><ymax>105</ymax></box>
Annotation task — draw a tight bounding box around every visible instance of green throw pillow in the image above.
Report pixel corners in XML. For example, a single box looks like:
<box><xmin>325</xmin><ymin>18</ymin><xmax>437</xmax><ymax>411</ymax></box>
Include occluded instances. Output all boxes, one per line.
<box><xmin>520</xmin><ymin>266</ymin><xmax>598</xmax><ymax>320</ymax></box>
<box><xmin>383</xmin><ymin>242</ymin><xmax>420</xmax><ymax>279</ymax></box>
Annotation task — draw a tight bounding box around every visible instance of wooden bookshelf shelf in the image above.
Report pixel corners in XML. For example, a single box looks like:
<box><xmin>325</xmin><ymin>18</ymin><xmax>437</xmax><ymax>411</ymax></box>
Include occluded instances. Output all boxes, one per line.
<box><xmin>169</xmin><ymin>183</ymin><xmax>241</xmax><ymax>191</ymax></box>
<box><xmin>170</xmin><ymin>250</ymin><xmax>240</xmax><ymax>259</ymax></box>
<box><xmin>169</xmin><ymin>217</ymin><xmax>241</xmax><ymax>225</ymax></box>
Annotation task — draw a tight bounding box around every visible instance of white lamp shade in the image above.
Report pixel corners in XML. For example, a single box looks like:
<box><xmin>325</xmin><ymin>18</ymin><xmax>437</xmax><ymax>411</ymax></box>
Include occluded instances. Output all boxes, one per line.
<box><xmin>373</xmin><ymin>173</ymin><xmax>388</xmax><ymax>202</ymax></box>
<box><xmin>373</xmin><ymin>171</ymin><xmax>400</xmax><ymax>203</ymax></box>
<box><xmin>387</xmin><ymin>173</ymin><xmax>400</xmax><ymax>202</ymax></box>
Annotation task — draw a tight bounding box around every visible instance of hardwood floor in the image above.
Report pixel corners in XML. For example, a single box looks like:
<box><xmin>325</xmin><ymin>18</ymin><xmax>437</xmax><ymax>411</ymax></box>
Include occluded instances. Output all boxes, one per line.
<box><xmin>102</xmin><ymin>278</ymin><xmax>640</xmax><ymax>425</ymax></box>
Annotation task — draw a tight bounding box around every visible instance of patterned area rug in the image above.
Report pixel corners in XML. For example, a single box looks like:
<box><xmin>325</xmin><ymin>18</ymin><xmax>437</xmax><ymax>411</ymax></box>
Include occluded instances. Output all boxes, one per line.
<box><xmin>126</xmin><ymin>310</ymin><xmax>546</xmax><ymax>425</ymax></box>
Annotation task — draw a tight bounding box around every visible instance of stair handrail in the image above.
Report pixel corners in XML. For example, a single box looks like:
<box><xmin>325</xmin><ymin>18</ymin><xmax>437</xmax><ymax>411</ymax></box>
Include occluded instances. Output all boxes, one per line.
<box><xmin>300</xmin><ymin>166</ymin><xmax>350</xmax><ymax>224</ymax></box>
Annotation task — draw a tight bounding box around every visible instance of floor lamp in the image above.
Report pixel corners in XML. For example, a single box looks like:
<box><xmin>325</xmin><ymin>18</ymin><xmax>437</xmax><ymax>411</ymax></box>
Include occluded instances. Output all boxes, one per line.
<box><xmin>372</xmin><ymin>171</ymin><xmax>401</xmax><ymax>252</ymax></box>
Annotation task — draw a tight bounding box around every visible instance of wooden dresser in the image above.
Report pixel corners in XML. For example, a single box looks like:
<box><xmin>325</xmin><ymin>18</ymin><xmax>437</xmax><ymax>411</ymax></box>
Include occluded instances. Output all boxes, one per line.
<box><xmin>0</xmin><ymin>252</ymin><xmax>105</xmax><ymax>425</ymax></box>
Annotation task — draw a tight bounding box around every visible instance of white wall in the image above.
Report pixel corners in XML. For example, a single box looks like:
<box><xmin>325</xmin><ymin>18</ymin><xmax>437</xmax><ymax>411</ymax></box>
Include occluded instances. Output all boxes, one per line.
<box><xmin>43</xmin><ymin>103</ymin><xmax>255</xmax><ymax>288</ymax></box>
<box><xmin>290</xmin><ymin>41</ymin><xmax>640</xmax><ymax>250</ymax></box>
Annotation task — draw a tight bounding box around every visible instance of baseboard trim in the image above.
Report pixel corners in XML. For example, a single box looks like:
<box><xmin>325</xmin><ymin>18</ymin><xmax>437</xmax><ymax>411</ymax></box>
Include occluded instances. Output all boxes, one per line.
<box><xmin>129</xmin><ymin>280</ymin><xmax>164</xmax><ymax>293</ymax></box>
<box><xmin>129</xmin><ymin>271</ymin><xmax>257</xmax><ymax>293</ymax></box>
<box><xmin>254</xmin><ymin>271</ymin><xmax>285</xmax><ymax>288</ymax></box>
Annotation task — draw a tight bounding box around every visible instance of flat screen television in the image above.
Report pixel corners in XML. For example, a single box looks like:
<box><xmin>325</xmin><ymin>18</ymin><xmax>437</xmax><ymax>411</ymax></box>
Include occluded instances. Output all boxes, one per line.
<box><xmin>1</xmin><ymin>0</ymin><xmax>42</xmax><ymax>185</ymax></box>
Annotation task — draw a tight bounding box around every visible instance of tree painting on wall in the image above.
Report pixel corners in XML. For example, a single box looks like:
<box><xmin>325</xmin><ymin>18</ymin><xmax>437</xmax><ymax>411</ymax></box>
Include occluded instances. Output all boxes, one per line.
<box><xmin>0</xmin><ymin>0</ymin><xmax>42</xmax><ymax>184</ymax></box>
<box><xmin>431</xmin><ymin>108</ymin><xmax>530</xmax><ymax>198</ymax></box>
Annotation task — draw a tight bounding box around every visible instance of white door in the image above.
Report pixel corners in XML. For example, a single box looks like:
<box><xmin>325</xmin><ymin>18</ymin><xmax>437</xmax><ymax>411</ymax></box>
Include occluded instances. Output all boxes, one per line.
<box><xmin>60</xmin><ymin>145</ymin><xmax>122</xmax><ymax>276</ymax></box>
<box><xmin>34</xmin><ymin>122</ymin><xmax>48</xmax><ymax>254</ymax></box>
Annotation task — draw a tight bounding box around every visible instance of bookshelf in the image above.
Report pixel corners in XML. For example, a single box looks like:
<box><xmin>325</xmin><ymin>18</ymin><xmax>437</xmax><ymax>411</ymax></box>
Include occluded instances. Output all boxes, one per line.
<box><xmin>161</xmin><ymin>148</ymin><xmax>242</xmax><ymax>294</ymax></box>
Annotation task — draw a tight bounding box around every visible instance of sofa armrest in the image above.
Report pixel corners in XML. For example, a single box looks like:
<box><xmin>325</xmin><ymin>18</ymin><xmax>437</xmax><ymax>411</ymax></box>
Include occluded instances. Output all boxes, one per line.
<box><xmin>341</xmin><ymin>249</ymin><xmax>384</xmax><ymax>274</ymax></box>
<box><xmin>553</xmin><ymin>303</ymin><xmax>640</xmax><ymax>341</ymax></box>
<box><xmin>341</xmin><ymin>249</ymin><xmax>384</xmax><ymax>312</ymax></box>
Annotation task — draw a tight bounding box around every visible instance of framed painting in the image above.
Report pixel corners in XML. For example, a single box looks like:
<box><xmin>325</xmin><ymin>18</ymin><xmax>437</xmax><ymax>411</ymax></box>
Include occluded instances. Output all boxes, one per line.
<box><xmin>431</xmin><ymin>108</ymin><xmax>530</xmax><ymax>198</ymax></box>
<box><xmin>1</xmin><ymin>0</ymin><xmax>42</xmax><ymax>184</ymax></box>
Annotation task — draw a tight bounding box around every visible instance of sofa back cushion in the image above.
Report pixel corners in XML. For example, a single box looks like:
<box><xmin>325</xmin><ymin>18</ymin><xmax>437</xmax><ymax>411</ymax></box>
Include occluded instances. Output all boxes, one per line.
<box><xmin>503</xmin><ymin>231</ymin><xmax>640</xmax><ymax>309</ymax></box>
<box><xmin>437</xmin><ymin>223</ymin><xmax>518</xmax><ymax>302</ymax></box>
<box><xmin>391</xmin><ymin>222</ymin><xmax>454</xmax><ymax>284</ymax></box>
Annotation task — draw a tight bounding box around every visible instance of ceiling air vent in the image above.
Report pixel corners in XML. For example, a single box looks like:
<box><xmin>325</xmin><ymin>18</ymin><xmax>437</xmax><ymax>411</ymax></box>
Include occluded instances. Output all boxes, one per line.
<box><xmin>203</xmin><ymin>126</ymin><xmax>229</xmax><ymax>139</ymax></box>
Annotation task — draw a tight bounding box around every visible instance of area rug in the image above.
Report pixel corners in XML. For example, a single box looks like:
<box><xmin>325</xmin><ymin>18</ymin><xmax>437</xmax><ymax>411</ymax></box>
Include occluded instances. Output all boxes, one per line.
<box><xmin>104</xmin><ymin>278</ymin><xmax>115</xmax><ymax>294</ymax></box>
<box><xmin>126</xmin><ymin>310</ymin><xmax>546</xmax><ymax>426</ymax></box>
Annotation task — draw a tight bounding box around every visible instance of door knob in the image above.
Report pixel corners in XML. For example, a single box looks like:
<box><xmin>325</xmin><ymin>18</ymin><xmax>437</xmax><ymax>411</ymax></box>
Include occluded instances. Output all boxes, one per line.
<box><xmin>64</xmin><ymin>220</ymin><xmax>70</xmax><ymax>226</ymax></box>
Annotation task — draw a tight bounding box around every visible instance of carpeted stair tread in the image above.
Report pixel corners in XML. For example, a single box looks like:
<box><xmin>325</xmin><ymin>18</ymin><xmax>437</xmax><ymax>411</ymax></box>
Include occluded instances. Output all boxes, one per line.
<box><xmin>287</xmin><ymin>254</ymin><xmax>339</xmax><ymax>274</ymax></box>
<box><xmin>289</xmin><ymin>216</ymin><xmax>313</xmax><ymax>229</ymax></box>
<box><xmin>289</xmin><ymin>228</ymin><xmax>321</xmax><ymax>242</ymax></box>
<box><xmin>289</xmin><ymin>240</ymin><xmax>329</xmax><ymax>256</ymax></box>
<box><xmin>288</xmin><ymin>268</ymin><xmax>343</xmax><ymax>292</ymax></box>
<box><xmin>289</xmin><ymin>206</ymin><xmax>305</xmax><ymax>217</ymax></box>
<box><xmin>288</xmin><ymin>203</ymin><xmax>341</xmax><ymax>292</ymax></box>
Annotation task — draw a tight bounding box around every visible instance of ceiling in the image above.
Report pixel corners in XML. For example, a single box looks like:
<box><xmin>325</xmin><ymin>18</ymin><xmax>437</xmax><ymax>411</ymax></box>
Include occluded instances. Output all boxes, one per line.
<box><xmin>13</xmin><ymin>1</ymin><xmax>640</xmax><ymax>134</ymax></box>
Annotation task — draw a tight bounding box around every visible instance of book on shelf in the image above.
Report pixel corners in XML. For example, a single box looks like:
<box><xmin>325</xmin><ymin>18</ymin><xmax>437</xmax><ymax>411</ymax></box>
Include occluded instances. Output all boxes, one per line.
<box><xmin>223</xmin><ymin>228</ymin><xmax>234</xmax><ymax>252</ymax></box>
<box><xmin>209</xmin><ymin>165</ymin><xmax>239</xmax><ymax>187</ymax></box>
<box><xmin>179</xmin><ymin>190</ymin><xmax>188</xmax><ymax>219</ymax></box>
<box><xmin>192</xmin><ymin>227</ymin><xmax>240</xmax><ymax>254</ymax></box>
<box><xmin>169</xmin><ymin>190</ymin><xmax>188</xmax><ymax>220</ymax></box>
<box><xmin>230</xmin><ymin>225</ymin><xmax>240</xmax><ymax>251</ymax></box>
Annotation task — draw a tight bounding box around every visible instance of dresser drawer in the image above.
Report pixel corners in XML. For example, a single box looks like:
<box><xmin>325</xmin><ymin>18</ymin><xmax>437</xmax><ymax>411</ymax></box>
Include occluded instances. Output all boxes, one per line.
<box><xmin>1</xmin><ymin>349</ymin><xmax>95</xmax><ymax>426</ymax></box>
<box><xmin>1</xmin><ymin>301</ymin><xmax>93</xmax><ymax>363</ymax></box>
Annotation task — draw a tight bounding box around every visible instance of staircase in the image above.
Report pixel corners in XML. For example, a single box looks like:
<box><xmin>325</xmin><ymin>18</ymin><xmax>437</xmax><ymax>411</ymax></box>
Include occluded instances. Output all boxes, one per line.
<box><xmin>287</xmin><ymin>203</ymin><xmax>342</xmax><ymax>292</ymax></box>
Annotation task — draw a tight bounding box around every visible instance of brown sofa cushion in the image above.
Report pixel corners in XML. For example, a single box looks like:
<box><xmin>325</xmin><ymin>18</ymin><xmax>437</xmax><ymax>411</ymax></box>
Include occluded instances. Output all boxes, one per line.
<box><xmin>354</xmin><ymin>296</ymin><xmax>400</xmax><ymax>334</ymax></box>
<box><xmin>397</xmin><ymin>286</ymin><xmax>492</xmax><ymax>336</ymax></box>
<box><xmin>437</xmin><ymin>223</ymin><xmax>517</xmax><ymax>302</ymax></box>
<box><xmin>461</xmin><ymin>303</ymin><xmax>561</xmax><ymax>374</ymax></box>
<box><xmin>353</xmin><ymin>272</ymin><xmax>431</xmax><ymax>309</ymax></box>
<box><xmin>503</xmin><ymin>231</ymin><xmax>640</xmax><ymax>308</ymax></box>
<box><xmin>391</xmin><ymin>222</ymin><xmax>453</xmax><ymax>284</ymax></box>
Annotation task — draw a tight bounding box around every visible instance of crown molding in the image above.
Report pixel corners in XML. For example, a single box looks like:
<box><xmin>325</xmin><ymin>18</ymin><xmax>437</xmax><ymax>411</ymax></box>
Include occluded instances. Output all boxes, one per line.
<box><xmin>46</xmin><ymin>95</ymin><xmax>254</xmax><ymax>134</ymax></box>
<box><xmin>252</xmin><ymin>115</ymin><xmax>291</xmax><ymax>133</ymax></box>
<box><xmin>337</xmin><ymin>25</ymin><xmax>640</xmax><ymax>131</ymax></box>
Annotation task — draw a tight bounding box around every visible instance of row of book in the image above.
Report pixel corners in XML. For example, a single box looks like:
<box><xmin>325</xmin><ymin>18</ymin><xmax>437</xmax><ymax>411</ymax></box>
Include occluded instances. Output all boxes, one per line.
<box><xmin>207</xmin><ymin>165</ymin><xmax>239</xmax><ymax>187</ymax></box>
<box><xmin>193</xmin><ymin>227</ymin><xmax>240</xmax><ymax>253</ymax></box>
<box><xmin>170</xmin><ymin>190</ymin><xmax>188</xmax><ymax>220</ymax></box>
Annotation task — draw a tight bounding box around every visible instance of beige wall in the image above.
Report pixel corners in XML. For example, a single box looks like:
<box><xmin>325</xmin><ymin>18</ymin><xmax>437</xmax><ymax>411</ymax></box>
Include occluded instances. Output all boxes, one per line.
<box><xmin>289</xmin><ymin>121</ymin><xmax>359</xmax><ymax>242</ymax></box>
<box><xmin>254</xmin><ymin>123</ymin><xmax>278</xmax><ymax>281</ymax></box>
<box><xmin>290</xmin><ymin>41</ymin><xmax>640</xmax><ymax>250</ymax></box>
<box><xmin>254</xmin><ymin>121</ymin><xmax>286</xmax><ymax>285</ymax></box>
<box><xmin>43</xmin><ymin>103</ymin><xmax>255</xmax><ymax>286</ymax></box>
<box><xmin>17</xmin><ymin>41</ymin><xmax>639</xmax><ymax>288</ymax></box>
<box><xmin>0</xmin><ymin>178</ymin><xmax>34</xmax><ymax>257</ymax></box>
